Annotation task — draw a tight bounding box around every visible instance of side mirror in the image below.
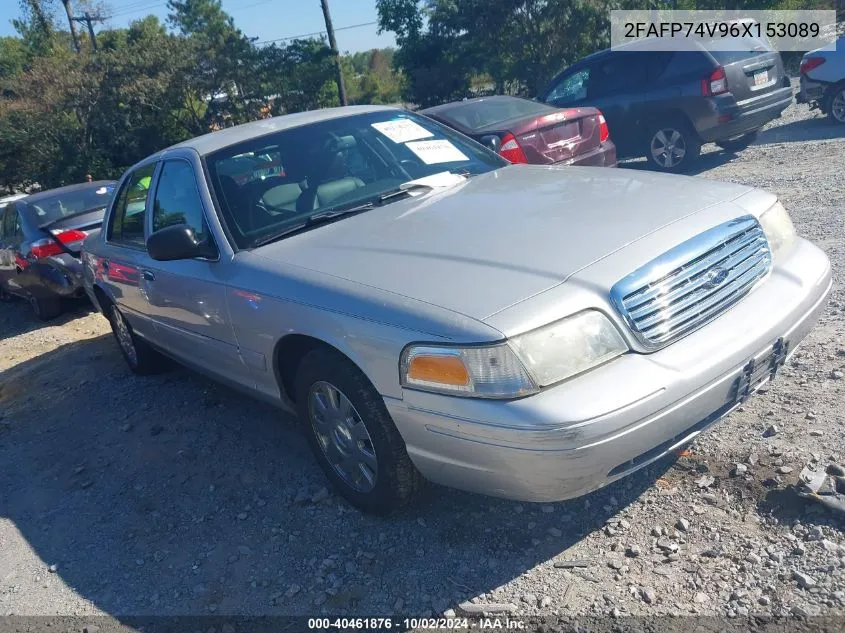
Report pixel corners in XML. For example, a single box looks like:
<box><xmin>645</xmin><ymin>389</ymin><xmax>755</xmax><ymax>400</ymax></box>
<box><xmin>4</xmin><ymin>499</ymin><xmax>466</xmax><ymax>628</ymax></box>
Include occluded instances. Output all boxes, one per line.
<box><xmin>479</xmin><ymin>134</ymin><xmax>502</xmax><ymax>153</ymax></box>
<box><xmin>147</xmin><ymin>224</ymin><xmax>216</xmax><ymax>261</ymax></box>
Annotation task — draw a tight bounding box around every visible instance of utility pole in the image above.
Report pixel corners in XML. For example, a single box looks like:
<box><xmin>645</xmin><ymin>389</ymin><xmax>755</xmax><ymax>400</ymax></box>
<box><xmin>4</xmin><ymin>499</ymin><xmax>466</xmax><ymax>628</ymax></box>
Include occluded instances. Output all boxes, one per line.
<box><xmin>61</xmin><ymin>0</ymin><xmax>80</xmax><ymax>53</ymax></box>
<box><xmin>320</xmin><ymin>0</ymin><xmax>348</xmax><ymax>106</ymax></box>
<box><xmin>71</xmin><ymin>12</ymin><xmax>104</xmax><ymax>52</ymax></box>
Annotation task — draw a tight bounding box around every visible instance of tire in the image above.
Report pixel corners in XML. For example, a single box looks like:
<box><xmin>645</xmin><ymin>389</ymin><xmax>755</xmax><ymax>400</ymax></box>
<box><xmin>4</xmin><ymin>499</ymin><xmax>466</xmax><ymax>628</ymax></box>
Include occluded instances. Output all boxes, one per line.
<box><xmin>28</xmin><ymin>294</ymin><xmax>62</xmax><ymax>321</ymax></box>
<box><xmin>645</xmin><ymin>118</ymin><xmax>701</xmax><ymax>173</ymax></box>
<box><xmin>716</xmin><ymin>130</ymin><xmax>758</xmax><ymax>152</ymax></box>
<box><xmin>294</xmin><ymin>347</ymin><xmax>425</xmax><ymax>514</ymax></box>
<box><xmin>107</xmin><ymin>302</ymin><xmax>167</xmax><ymax>375</ymax></box>
<box><xmin>825</xmin><ymin>84</ymin><xmax>845</xmax><ymax>124</ymax></box>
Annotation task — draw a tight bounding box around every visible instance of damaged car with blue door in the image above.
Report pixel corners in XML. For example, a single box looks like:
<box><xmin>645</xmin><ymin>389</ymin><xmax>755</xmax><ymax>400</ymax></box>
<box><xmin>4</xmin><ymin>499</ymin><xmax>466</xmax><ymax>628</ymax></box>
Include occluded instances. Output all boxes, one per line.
<box><xmin>81</xmin><ymin>105</ymin><xmax>831</xmax><ymax>514</ymax></box>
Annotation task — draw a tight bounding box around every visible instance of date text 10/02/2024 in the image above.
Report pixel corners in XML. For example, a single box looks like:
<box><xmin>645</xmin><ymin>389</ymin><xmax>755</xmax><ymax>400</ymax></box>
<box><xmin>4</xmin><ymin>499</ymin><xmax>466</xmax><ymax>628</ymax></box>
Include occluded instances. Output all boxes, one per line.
<box><xmin>307</xmin><ymin>617</ymin><xmax>527</xmax><ymax>630</ymax></box>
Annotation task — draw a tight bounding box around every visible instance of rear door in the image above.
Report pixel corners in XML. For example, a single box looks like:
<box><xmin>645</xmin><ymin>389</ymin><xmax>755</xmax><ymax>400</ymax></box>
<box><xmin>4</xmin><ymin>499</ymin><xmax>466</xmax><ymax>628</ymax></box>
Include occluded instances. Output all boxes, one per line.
<box><xmin>98</xmin><ymin>163</ymin><xmax>158</xmax><ymax>340</ymax></box>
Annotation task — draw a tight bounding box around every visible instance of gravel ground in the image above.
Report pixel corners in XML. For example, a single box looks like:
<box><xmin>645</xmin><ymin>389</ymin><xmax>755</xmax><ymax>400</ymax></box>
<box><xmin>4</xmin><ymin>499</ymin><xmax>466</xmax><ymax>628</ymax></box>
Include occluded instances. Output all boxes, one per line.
<box><xmin>1</xmin><ymin>97</ymin><xmax>843</xmax><ymax>624</ymax></box>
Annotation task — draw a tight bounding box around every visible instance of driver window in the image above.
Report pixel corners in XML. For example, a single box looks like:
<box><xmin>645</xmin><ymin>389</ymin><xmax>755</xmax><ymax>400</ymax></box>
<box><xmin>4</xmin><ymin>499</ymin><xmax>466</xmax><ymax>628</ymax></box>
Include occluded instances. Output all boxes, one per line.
<box><xmin>152</xmin><ymin>160</ymin><xmax>208</xmax><ymax>241</ymax></box>
<box><xmin>546</xmin><ymin>68</ymin><xmax>590</xmax><ymax>105</ymax></box>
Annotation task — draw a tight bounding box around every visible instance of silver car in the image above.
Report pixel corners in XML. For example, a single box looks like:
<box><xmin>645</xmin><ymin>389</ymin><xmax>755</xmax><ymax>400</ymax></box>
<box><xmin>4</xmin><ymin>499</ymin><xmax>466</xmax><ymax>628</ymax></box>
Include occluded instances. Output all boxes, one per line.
<box><xmin>81</xmin><ymin>105</ymin><xmax>831</xmax><ymax>514</ymax></box>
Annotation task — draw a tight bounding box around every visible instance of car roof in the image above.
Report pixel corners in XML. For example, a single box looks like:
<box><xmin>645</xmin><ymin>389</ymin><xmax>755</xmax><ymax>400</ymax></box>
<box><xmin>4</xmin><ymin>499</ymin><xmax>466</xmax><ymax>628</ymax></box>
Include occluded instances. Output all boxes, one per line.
<box><xmin>164</xmin><ymin>105</ymin><xmax>398</xmax><ymax>157</ymax></box>
<box><xmin>421</xmin><ymin>95</ymin><xmax>530</xmax><ymax>116</ymax></box>
<box><xmin>24</xmin><ymin>181</ymin><xmax>116</xmax><ymax>203</ymax></box>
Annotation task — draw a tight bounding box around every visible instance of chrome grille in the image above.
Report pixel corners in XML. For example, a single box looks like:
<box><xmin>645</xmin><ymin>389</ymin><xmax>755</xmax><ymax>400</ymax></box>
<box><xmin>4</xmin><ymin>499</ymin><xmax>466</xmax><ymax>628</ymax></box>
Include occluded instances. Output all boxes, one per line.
<box><xmin>610</xmin><ymin>216</ymin><xmax>772</xmax><ymax>349</ymax></box>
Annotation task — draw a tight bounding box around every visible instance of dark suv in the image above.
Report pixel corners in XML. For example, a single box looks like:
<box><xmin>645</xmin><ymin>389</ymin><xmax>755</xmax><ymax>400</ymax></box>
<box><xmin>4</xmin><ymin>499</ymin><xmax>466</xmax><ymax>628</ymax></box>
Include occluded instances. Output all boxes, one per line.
<box><xmin>539</xmin><ymin>40</ymin><xmax>792</xmax><ymax>172</ymax></box>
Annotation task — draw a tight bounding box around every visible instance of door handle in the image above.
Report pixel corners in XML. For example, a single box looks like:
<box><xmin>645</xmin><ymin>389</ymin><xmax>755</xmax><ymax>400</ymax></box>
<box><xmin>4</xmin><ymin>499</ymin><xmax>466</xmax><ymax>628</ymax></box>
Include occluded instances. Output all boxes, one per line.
<box><xmin>142</xmin><ymin>270</ymin><xmax>155</xmax><ymax>282</ymax></box>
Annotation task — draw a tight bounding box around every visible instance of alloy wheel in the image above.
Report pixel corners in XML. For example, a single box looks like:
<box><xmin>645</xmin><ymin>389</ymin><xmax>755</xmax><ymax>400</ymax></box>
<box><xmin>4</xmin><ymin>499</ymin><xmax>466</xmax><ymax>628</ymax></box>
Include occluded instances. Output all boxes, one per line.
<box><xmin>308</xmin><ymin>380</ymin><xmax>378</xmax><ymax>493</ymax></box>
<box><xmin>832</xmin><ymin>89</ymin><xmax>845</xmax><ymax>123</ymax></box>
<box><xmin>112</xmin><ymin>307</ymin><xmax>138</xmax><ymax>366</ymax></box>
<box><xmin>650</xmin><ymin>128</ymin><xmax>687</xmax><ymax>169</ymax></box>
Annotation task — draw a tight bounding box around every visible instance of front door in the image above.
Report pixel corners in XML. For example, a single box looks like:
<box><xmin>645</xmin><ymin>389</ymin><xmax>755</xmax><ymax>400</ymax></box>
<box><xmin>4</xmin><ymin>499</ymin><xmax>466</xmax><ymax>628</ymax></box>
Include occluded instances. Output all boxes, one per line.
<box><xmin>139</xmin><ymin>159</ymin><xmax>251</xmax><ymax>387</ymax></box>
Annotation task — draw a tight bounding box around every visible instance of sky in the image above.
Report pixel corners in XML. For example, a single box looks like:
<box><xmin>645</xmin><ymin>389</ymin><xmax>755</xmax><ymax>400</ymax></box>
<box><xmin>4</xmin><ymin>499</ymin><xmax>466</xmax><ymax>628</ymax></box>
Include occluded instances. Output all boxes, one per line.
<box><xmin>0</xmin><ymin>0</ymin><xmax>397</xmax><ymax>53</ymax></box>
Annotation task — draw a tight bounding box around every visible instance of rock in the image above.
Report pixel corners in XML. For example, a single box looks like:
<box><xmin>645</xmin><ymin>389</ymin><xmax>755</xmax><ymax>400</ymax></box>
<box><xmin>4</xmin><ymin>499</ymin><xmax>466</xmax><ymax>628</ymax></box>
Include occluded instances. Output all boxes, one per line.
<box><xmin>120</xmin><ymin>424</ymin><xmax>132</xmax><ymax>432</ymax></box>
<box><xmin>694</xmin><ymin>592</ymin><xmax>709</xmax><ymax>604</ymax></box>
<box><xmin>625</xmin><ymin>544</ymin><xmax>642</xmax><ymax>558</ymax></box>
<box><xmin>763</xmin><ymin>425</ymin><xmax>779</xmax><ymax>438</ymax></box>
<box><xmin>237</xmin><ymin>512</ymin><xmax>248</xmax><ymax>520</ymax></box>
<box><xmin>393</xmin><ymin>598</ymin><xmax>404</xmax><ymax>611</ymax></box>
<box><xmin>548</xmin><ymin>527</ymin><xmax>562</xmax><ymax>538</ymax></box>
<box><xmin>676</xmin><ymin>518</ymin><xmax>690</xmax><ymax>532</ymax></box>
<box><xmin>792</xmin><ymin>604</ymin><xmax>815</xmax><ymax>617</ymax></box>
<box><xmin>793</xmin><ymin>544</ymin><xmax>806</xmax><ymax>556</ymax></box>
<box><xmin>521</xmin><ymin>593</ymin><xmax>537</xmax><ymax>604</ymax></box>
<box><xmin>540</xmin><ymin>596</ymin><xmax>552</xmax><ymax>609</ymax></box>
<box><xmin>293</xmin><ymin>488</ymin><xmax>310</xmax><ymax>504</ymax></box>
<box><xmin>651</xmin><ymin>526</ymin><xmax>663</xmax><ymax>537</ymax></box>
<box><xmin>748</xmin><ymin>453</ymin><xmax>759</xmax><ymax>466</ymax></box>
<box><xmin>758</xmin><ymin>596</ymin><xmax>771</xmax><ymax>606</ymax></box>
<box><xmin>608</xmin><ymin>559</ymin><xmax>624</xmax><ymax>571</ymax></box>
<box><xmin>640</xmin><ymin>587</ymin><xmax>657</xmax><ymax>604</ymax></box>
<box><xmin>344</xmin><ymin>561</ymin><xmax>357</xmax><ymax>574</ymax></box>
<box><xmin>47</xmin><ymin>564</ymin><xmax>58</xmax><ymax>573</ymax></box>
<box><xmin>695</xmin><ymin>475</ymin><xmax>715</xmax><ymax>488</ymax></box>
<box><xmin>553</xmin><ymin>559</ymin><xmax>590</xmax><ymax>569</ymax></box>
<box><xmin>284</xmin><ymin>584</ymin><xmax>301</xmax><ymax>598</ymax></box>
<box><xmin>830</xmin><ymin>370</ymin><xmax>843</xmax><ymax>380</ymax></box>
<box><xmin>443</xmin><ymin>609</ymin><xmax>456</xmax><ymax>618</ymax></box>
<box><xmin>794</xmin><ymin>571</ymin><xmax>817</xmax><ymax>589</ymax></box>
<box><xmin>776</xmin><ymin>466</ymin><xmax>794</xmax><ymax>474</ymax></box>
<box><xmin>745</xmin><ymin>553</ymin><xmax>762</xmax><ymax>564</ymax></box>
<box><xmin>821</xmin><ymin>539</ymin><xmax>840</xmax><ymax>553</ymax></box>
<box><xmin>700</xmin><ymin>547</ymin><xmax>721</xmax><ymax>558</ymax></box>
<box><xmin>732</xmin><ymin>464</ymin><xmax>748</xmax><ymax>477</ymax></box>
<box><xmin>311</xmin><ymin>487</ymin><xmax>330</xmax><ymax>503</ymax></box>
<box><xmin>458</xmin><ymin>601</ymin><xmax>517</xmax><ymax>614</ymax></box>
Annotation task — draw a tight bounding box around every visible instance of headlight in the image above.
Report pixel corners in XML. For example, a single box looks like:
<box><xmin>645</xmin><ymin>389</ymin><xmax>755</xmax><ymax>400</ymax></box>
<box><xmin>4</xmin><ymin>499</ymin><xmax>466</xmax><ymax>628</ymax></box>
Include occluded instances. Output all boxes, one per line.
<box><xmin>759</xmin><ymin>201</ymin><xmax>795</xmax><ymax>260</ymax></box>
<box><xmin>400</xmin><ymin>310</ymin><xmax>628</xmax><ymax>398</ymax></box>
<box><xmin>400</xmin><ymin>343</ymin><xmax>537</xmax><ymax>398</ymax></box>
<box><xmin>509</xmin><ymin>310</ymin><xmax>628</xmax><ymax>387</ymax></box>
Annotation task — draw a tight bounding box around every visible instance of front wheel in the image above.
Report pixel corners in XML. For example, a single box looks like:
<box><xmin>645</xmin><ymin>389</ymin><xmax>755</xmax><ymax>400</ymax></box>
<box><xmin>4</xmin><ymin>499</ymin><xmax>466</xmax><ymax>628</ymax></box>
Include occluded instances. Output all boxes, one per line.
<box><xmin>716</xmin><ymin>130</ymin><xmax>758</xmax><ymax>152</ymax></box>
<box><xmin>645</xmin><ymin>120</ymin><xmax>701</xmax><ymax>173</ymax></box>
<box><xmin>826</xmin><ymin>85</ymin><xmax>845</xmax><ymax>124</ymax></box>
<box><xmin>295</xmin><ymin>347</ymin><xmax>425</xmax><ymax>514</ymax></box>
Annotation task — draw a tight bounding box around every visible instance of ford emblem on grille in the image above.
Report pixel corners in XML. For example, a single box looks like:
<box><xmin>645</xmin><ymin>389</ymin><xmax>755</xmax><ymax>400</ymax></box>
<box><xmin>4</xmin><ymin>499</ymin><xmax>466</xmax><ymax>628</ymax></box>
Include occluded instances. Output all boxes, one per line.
<box><xmin>703</xmin><ymin>267</ymin><xmax>730</xmax><ymax>289</ymax></box>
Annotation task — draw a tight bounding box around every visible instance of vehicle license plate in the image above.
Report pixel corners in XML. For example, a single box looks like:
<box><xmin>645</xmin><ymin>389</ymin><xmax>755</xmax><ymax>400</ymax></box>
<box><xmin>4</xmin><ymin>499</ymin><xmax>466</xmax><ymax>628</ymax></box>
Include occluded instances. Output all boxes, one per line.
<box><xmin>753</xmin><ymin>70</ymin><xmax>769</xmax><ymax>87</ymax></box>
<box><xmin>732</xmin><ymin>337</ymin><xmax>789</xmax><ymax>404</ymax></box>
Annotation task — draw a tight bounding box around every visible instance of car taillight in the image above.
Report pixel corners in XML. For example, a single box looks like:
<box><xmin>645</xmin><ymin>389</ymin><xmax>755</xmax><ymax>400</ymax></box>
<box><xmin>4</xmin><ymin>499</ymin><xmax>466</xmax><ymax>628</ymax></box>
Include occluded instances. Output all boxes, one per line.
<box><xmin>701</xmin><ymin>66</ymin><xmax>728</xmax><ymax>96</ymax></box>
<box><xmin>498</xmin><ymin>133</ymin><xmax>528</xmax><ymax>164</ymax></box>
<box><xmin>800</xmin><ymin>57</ymin><xmax>825</xmax><ymax>74</ymax></box>
<box><xmin>597</xmin><ymin>112</ymin><xmax>610</xmax><ymax>143</ymax></box>
<box><xmin>29</xmin><ymin>229</ymin><xmax>87</xmax><ymax>259</ymax></box>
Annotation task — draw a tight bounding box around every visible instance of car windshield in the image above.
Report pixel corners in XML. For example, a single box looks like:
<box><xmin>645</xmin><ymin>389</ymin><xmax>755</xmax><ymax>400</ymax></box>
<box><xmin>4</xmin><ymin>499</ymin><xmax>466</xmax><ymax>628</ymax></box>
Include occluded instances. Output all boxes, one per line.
<box><xmin>205</xmin><ymin>110</ymin><xmax>508</xmax><ymax>249</ymax></box>
<box><xmin>28</xmin><ymin>184</ymin><xmax>115</xmax><ymax>226</ymax></box>
<box><xmin>431</xmin><ymin>98</ymin><xmax>556</xmax><ymax>131</ymax></box>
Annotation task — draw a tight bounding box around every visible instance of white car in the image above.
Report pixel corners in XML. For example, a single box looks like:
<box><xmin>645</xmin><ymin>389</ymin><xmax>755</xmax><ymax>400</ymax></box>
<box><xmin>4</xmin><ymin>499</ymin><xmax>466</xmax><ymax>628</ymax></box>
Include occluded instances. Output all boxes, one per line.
<box><xmin>797</xmin><ymin>36</ymin><xmax>845</xmax><ymax>123</ymax></box>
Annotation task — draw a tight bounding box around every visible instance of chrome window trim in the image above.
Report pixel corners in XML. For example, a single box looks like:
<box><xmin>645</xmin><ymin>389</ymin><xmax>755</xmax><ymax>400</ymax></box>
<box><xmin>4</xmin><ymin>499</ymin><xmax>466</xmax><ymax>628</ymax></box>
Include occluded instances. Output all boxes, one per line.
<box><xmin>610</xmin><ymin>215</ymin><xmax>772</xmax><ymax>351</ymax></box>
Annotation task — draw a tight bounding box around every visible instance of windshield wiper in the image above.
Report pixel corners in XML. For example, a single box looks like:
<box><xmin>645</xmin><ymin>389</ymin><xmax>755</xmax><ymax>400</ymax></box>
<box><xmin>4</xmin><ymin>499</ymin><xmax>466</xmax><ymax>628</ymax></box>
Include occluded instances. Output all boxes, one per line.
<box><xmin>251</xmin><ymin>183</ymin><xmax>438</xmax><ymax>248</ymax></box>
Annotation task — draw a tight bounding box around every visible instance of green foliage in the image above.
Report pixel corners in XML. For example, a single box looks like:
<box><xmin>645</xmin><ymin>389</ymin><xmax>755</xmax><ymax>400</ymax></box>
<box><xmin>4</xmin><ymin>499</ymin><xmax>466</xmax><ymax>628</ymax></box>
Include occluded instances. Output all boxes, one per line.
<box><xmin>0</xmin><ymin>0</ymin><xmax>404</xmax><ymax>192</ymax></box>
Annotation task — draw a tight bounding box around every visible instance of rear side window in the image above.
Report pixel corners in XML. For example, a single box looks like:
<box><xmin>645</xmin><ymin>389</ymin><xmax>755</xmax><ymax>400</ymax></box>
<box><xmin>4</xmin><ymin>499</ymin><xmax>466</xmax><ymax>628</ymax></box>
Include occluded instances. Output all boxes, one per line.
<box><xmin>659</xmin><ymin>51</ymin><xmax>714</xmax><ymax>82</ymax></box>
<box><xmin>590</xmin><ymin>54</ymin><xmax>648</xmax><ymax>97</ymax></box>
<box><xmin>152</xmin><ymin>161</ymin><xmax>208</xmax><ymax>241</ymax></box>
<box><xmin>108</xmin><ymin>164</ymin><xmax>156</xmax><ymax>248</ymax></box>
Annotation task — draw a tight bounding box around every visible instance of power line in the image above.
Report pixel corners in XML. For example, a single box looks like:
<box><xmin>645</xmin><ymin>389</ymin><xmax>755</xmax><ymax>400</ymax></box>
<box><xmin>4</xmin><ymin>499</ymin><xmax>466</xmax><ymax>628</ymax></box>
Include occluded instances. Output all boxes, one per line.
<box><xmin>256</xmin><ymin>20</ymin><xmax>377</xmax><ymax>45</ymax></box>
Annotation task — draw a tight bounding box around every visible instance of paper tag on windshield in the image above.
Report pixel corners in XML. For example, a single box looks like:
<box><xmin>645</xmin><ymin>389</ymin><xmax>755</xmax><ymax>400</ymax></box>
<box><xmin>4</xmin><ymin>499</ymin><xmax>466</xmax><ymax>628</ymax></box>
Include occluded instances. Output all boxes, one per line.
<box><xmin>371</xmin><ymin>119</ymin><xmax>433</xmax><ymax>143</ymax></box>
<box><xmin>405</xmin><ymin>140</ymin><xmax>469</xmax><ymax>165</ymax></box>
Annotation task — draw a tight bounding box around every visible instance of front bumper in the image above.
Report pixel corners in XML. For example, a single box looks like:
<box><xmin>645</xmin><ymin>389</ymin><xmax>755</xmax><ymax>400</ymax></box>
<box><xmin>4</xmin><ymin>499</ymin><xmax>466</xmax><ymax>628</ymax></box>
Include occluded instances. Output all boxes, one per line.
<box><xmin>386</xmin><ymin>238</ymin><xmax>831</xmax><ymax>502</ymax></box>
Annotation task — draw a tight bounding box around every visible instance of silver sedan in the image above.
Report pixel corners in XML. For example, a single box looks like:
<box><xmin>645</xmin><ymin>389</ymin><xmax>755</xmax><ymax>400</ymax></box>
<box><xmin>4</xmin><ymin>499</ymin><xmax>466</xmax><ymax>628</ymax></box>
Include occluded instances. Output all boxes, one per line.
<box><xmin>82</xmin><ymin>105</ymin><xmax>831</xmax><ymax>514</ymax></box>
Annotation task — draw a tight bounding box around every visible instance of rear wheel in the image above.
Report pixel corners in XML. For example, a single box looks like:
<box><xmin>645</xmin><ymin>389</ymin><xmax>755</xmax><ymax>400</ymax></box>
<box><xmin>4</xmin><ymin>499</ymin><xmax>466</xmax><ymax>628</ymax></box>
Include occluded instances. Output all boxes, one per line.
<box><xmin>716</xmin><ymin>130</ymin><xmax>758</xmax><ymax>152</ymax></box>
<box><xmin>826</xmin><ymin>84</ymin><xmax>845</xmax><ymax>124</ymax></box>
<box><xmin>107</xmin><ymin>303</ymin><xmax>167</xmax><ymax>375</ymax></box>
<box><xmin>645</xmin><ymin>119</ymin><xmax>701</xmax><ymax>173</ymax></box>
<box><xmin>28</xmin><ymin>294</ymin><xmax>62</xmax><ymax>321</ymax></box>
<box><xmin>295</xmin><ymin>347</ymin><xmax>425</xmax><ymax>514</ymax></box>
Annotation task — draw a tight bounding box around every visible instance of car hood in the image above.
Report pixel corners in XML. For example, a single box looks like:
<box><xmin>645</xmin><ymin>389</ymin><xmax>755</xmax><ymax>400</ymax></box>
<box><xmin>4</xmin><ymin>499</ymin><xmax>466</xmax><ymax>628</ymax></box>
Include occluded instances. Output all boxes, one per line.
<box><xmin>252</xmin><ymin>165</ymin><xmax>753</xmax><ymax>323</ymax></box>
